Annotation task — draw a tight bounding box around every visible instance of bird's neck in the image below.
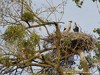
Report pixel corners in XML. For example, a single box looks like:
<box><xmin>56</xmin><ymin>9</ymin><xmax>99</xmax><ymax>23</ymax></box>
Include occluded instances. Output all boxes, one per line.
<box><xmin>69</xmin><ymin>23</ymin><xmax>71</xmax><ymax>26</ymax></box>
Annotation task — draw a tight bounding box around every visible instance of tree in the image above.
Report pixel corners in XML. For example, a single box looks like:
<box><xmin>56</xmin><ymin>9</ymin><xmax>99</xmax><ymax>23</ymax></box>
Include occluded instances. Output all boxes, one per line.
<box><xmin>0</xmin><ymin>0</ymin><xmax>100</xmax><ymax>75</ymax></box>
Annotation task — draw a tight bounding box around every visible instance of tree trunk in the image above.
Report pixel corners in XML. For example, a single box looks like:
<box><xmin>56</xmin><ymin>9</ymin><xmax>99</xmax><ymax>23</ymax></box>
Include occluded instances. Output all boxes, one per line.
<box><xmin>77</xmin><ymin>50</ymin><xmax>91</xmax><ymax>75</ymax></box>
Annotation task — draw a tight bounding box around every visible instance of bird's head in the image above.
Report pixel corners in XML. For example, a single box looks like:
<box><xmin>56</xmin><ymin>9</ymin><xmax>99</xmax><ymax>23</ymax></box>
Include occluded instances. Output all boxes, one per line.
<box><xmin>74</xmin><ymin>22</ymin><xmax>77</xmax><ymax>26</ymax></box>
<box><xmin>68</xmin><ymin>21</ymin><xmax>72</xmax><ymax>23</ymax></box>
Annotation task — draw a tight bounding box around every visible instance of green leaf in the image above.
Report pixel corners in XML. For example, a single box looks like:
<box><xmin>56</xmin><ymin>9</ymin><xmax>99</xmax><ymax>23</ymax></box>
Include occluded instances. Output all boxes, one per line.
<box><xmin>3</xmin><ymin>25</ymin><xmax>26</xmax><ymax>43</ymax></box>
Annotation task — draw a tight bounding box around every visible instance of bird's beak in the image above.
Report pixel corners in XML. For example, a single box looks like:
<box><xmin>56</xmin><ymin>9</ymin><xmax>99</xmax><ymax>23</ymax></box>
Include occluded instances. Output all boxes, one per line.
<box><xmin>69</xmin><ymin>21</ymin><xmax>72</xmax><ymax>23</ymax></box>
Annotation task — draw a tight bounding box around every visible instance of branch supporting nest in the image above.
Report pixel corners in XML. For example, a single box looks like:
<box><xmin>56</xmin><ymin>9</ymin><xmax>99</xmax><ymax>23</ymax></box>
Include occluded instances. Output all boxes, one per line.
<box><xmin>42</xmin><ymin>32</ymin><xmax>96</xmax><ymax>75</ymax></box>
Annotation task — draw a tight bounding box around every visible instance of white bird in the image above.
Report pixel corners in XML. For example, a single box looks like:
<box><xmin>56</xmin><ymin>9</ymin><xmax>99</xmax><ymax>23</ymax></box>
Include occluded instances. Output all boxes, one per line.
<box><xmin>64</xmin><ymin>21</ymin><xmax>72</xmax><ymax>32</ymax></box>
<box><xmin>73</xmin><ymin>22</ymin><xmax>79</xmax><ymax>32</ymax></box>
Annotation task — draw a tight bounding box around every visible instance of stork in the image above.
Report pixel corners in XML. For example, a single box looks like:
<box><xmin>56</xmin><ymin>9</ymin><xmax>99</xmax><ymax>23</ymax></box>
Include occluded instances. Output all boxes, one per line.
<box><xmin>64</xmin><ymin>21</ymin><xmax>72</xmax><ymax>32</ymax></box>
<box><xmin>73</xmin><ymin>22</ymin><xmax>79</xmax><ymax>32</ymax></box>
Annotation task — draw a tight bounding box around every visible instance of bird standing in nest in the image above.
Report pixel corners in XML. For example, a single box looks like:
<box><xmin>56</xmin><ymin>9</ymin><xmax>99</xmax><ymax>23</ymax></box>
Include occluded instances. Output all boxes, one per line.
<box><xmin>64</xmin><ymin>21</ymin><xmax>72</xmax><ymax>32</ymax></box>
<box><xmin>73</xmin><ymin>22</ymin><xmax>79</xmax><ymax>32</ymax></box>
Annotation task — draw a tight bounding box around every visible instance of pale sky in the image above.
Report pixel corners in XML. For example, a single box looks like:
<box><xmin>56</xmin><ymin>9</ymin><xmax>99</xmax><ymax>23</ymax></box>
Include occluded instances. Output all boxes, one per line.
<box><xmin>62</xmin><ymin>0</ymin><xmax>100</xmax><ymax>34</ymax></box>
<box><xmin>31</xmin><ymin>0</ymin><xmax>100</xmax><ymax>37</ymax></box>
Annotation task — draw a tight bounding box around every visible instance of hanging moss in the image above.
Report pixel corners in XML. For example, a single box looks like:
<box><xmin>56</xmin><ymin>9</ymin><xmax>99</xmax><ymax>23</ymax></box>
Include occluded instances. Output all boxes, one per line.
<box><xmin>21</xmin><ymin>12</ymin><xmax>34</xmax><ymax>22</ymax></box>
<box><xmin>3</xmin><ymin>25</ymin><xmax>26</xmax><ymax>43</ymax></box>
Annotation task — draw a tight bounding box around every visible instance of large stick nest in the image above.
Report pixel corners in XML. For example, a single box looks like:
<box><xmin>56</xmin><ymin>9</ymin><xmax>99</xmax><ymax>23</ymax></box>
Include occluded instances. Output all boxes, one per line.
<box><xmin>44</xmin><ymin>32</ymin><xmax>96</xmax><ymax>52</ymax></box>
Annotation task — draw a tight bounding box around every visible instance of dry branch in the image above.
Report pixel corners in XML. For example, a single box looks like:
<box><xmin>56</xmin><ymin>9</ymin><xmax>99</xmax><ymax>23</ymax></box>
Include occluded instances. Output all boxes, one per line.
<box><xmin>43</xmin><ymin>31</ymin><xmax>96</xmax><ymax>75</ymax></box>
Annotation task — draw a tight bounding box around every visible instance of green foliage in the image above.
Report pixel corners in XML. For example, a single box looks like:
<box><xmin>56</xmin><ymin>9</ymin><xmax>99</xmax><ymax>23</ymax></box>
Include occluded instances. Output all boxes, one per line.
<box><xmin>86</xmin><ymin>56</ymin><xmax>94</xmax><ymax>68</ymax></box>
<box><xmin>1</xmin><ymin>56</ymin><xmax>12</xmax><ymax>67</ymax></box>
<box><xmin>44</xmin><ymin>53</ymin><xmax>51</xmax><ymax>60</ymax></box>
<box><xmin>93</xmin><ymin>28</ymin><xmax>100</xmax><ymax>47</ymax></box>
<box><xmin>17</xmin><ymin>32</ymin><xmax>40</xmax><ymax>55</ymax></box>
<box><xmin>3</xmin><ymin>25</ymin><xmax>26</xmax><ymax>43</ymax></box>
<box><xmin>78</xmin><ymin>61</ymin><xmax>83</xmax><ymax>69</ymax></box>
<box><xmin>17</xmin><ymin>38</ymin><xmax>37</xmax><ymax>58</ymax></box>
<box><xmin>20</xmin><ymin>39</ymin><xmax>35</xmax><ymax>51</ymax></box>
<box><xmin>95</xmin><ymin>43</ymin><xmax>100</xmax><ymax>58</ymax></box>
<box><xmin>93</xmin><ymin>28</ymin><xmax>100</xmax><ymax>36</ymax></box>
<box><xmin>30</xmin><ymin>32</ymin><xmax>40</xmax><ymax>46</ymax></box>
<box><xmin>21</xmin><ymin>12</ymin><xmax>34</xmax><ymax>22</ymax></box>
<box><xmin>93</xmin><ymin>28</ymin><xmax>100</xmax><ymax>60</ymax></box>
